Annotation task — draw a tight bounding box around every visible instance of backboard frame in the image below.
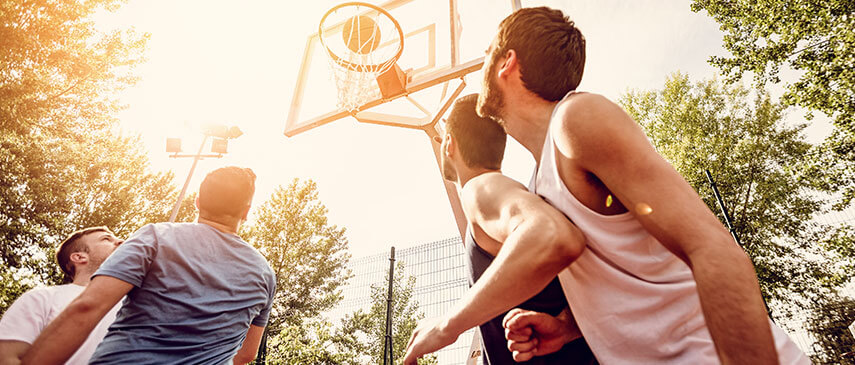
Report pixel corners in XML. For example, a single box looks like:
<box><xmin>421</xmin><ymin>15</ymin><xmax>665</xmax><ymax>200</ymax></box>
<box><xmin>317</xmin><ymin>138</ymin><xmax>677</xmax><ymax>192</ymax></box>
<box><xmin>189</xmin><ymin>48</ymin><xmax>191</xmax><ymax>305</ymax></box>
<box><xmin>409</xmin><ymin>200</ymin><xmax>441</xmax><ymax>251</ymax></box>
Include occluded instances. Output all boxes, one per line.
<box><xmin>284</xmin><ymin>0</ymin><xmax>499</xmax><ymax>137</ymax></box>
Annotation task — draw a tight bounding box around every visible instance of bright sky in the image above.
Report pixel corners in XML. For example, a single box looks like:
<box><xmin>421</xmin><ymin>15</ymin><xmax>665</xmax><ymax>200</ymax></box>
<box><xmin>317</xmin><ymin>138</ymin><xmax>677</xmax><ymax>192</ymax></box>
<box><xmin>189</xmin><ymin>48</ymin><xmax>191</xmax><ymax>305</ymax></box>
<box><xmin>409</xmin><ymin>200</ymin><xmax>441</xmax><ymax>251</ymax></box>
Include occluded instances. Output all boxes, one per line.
<box><xmin>95</xmin><ymin>0</ymin><xmax>832</xmax><ymax>259</ymax></box>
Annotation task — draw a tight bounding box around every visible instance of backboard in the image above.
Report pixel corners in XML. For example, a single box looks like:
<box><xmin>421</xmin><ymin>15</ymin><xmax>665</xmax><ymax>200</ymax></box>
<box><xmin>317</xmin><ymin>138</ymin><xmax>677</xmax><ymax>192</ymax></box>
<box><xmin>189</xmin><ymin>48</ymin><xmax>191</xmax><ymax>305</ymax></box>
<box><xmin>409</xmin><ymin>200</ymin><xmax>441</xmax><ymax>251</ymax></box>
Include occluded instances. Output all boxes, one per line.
<box><xmin>284</xmin><ymin>0</ymin><xmax>520</xmax><ymax>137</ymax></box>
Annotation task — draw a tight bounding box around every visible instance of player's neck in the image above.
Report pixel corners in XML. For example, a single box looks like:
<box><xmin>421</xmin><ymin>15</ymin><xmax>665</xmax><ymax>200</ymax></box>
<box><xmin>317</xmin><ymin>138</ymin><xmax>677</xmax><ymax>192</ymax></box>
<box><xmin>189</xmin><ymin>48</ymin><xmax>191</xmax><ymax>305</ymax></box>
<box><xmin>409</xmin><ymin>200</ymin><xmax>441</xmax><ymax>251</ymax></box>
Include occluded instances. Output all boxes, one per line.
<box><xmin>503</xmin><ymin>99</ymin><xmax>556</xmax><ymax>162</ymax></box>
<box><xmin>71</xmin><ymin>270</ymin><xmax>93</xmax><ymax>286</ymax></box>
<box><xmin>198</xmin><ymin>216</ymin><xmax>240</xmax><ymax>235</ymax></box>
<box><xmin>457</xmin><ymin>167</ymin><xmax>498</xmax><ymax>187</ymax></box>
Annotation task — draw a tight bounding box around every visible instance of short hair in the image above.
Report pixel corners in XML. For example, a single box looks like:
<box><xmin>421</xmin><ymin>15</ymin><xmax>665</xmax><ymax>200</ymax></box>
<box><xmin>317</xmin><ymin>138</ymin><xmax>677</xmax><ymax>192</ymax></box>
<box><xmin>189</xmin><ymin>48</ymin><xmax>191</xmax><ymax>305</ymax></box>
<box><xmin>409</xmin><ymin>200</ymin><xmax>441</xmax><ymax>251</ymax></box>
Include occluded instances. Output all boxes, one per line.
<box><xmin>494</xmin><ymin>7</ymin><xmax>586</xmax><ymax>101</ymax></box>
<box><xmin>446</xmin><ymin>94</ymin><xmax>506</xmax><ymax>169</ymax></box>
<box><xmin>197</xmin><ymin>166</ymin><xmax>256</xmax><ymax>221</ymax></box>
<box><xmin>56</xmin><ymin>226</ymin><xmax>111</xmax><ymax>280</ymax></box>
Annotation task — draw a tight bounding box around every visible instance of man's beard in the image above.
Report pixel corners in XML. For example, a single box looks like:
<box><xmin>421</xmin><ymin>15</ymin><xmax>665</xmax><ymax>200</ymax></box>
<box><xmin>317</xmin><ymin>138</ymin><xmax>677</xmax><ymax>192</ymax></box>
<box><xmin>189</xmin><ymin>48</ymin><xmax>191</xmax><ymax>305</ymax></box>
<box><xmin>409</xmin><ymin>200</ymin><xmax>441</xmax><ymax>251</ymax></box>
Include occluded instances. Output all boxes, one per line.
<box><xmin>441</xmin><ymin>153</ymin><xmax>457</xmax><ymax>182</ymax></box>
<box><xmin>477</xmin><ymin>60</ymin><xmax>506</xmax><ymax>124</ymax></box>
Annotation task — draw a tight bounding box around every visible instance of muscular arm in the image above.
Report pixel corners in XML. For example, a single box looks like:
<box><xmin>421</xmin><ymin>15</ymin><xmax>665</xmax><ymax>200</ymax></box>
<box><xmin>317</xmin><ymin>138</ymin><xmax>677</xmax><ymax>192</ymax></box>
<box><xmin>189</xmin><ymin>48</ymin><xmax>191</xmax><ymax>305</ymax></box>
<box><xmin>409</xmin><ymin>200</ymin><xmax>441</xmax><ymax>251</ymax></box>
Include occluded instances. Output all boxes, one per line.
<box><xmin>557</xmin><ymin>93</ymin><xmax>776</xmax><ymax>364</ymax></box>
<box><xmin>0</xmin><ymin>341</ymin><xmax>28</xmax><ymax>365</ymax></box>
<box><xmin>22</xmin><ymin>277</ymin><xmax>132</xmax><ymax>365</ymax></box>
<box><xmin>233</xmin><ymin>325</ymin><xmax>265</xmax><ymax>365</ymax></box>
<box><xmin>403</xmin><ymin>174</ymin><xmax>585</xmax><ymax>364</ymax></box>
<box><xmin>449</xmin><ymin>173</ymin><xmax>585</xmax><ymax>335</ymax></box>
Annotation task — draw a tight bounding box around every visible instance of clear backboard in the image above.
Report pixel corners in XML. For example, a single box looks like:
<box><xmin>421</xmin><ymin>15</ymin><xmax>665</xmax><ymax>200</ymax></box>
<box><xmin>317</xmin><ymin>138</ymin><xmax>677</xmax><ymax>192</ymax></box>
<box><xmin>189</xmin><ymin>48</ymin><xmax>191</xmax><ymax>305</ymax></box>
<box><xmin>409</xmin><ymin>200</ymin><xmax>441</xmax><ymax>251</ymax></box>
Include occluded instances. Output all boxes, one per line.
<box><xmin>284</xmin><ymin>0</ymin><xmax>519</xmax><ymax>137</ymax></box>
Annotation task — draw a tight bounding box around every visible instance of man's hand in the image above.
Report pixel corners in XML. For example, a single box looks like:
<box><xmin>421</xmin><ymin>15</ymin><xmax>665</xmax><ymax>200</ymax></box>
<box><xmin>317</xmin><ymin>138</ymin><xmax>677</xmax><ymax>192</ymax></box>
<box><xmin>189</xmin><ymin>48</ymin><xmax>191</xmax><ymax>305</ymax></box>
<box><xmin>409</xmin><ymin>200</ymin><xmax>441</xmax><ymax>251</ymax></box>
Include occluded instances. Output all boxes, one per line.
<box><xmin>403</xmin><ymin>317</ymin><xmax>459</xmax><ymax>365</ymax></box>
<box><xmin>503</xmin><ymin>308</ymin><xmax>581</xmax><ymax>362</ymax></box>
<box><xmin>0</xmin><ymin>340</ymin><xmax>29</xmax><ymax>365</ymax></box>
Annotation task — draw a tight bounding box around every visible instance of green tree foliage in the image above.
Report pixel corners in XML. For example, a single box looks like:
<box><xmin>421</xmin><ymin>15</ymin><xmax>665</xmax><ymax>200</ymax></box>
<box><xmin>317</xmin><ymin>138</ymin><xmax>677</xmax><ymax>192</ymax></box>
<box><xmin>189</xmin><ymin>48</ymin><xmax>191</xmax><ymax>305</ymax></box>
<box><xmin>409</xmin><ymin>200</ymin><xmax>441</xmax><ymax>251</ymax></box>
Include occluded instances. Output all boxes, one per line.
<box><xmin>264</xmin><ymin>319</ymin><xmax>359</xmax><ymax>365</ymax></box>
<box><xmin>0</xmin><ymin>0</ymin><xmax>196</xmax><ymax>315</ymax></box>
<box><xmin>336</xmin><ymin>261</ymin><xmax>437</xmax><ymax>365</ymax></box>
<box><xmin>241</xmin><ymin>179</ymin><xmax>352</xmax><ymax>332</ymax></box>
<box><xmin>804</xmin><ymin>293</ymin><xmax>855</xmax><ymax>364</ymax></box>
<box><xmin>691</xmin><ymin>0</ymin><xmax>855</xmax><ymax>205</ymax></box>
<box><xmin>620</xmin><ymin>73</ymin><xmax>853</xmax><ymax>306</ymax></box>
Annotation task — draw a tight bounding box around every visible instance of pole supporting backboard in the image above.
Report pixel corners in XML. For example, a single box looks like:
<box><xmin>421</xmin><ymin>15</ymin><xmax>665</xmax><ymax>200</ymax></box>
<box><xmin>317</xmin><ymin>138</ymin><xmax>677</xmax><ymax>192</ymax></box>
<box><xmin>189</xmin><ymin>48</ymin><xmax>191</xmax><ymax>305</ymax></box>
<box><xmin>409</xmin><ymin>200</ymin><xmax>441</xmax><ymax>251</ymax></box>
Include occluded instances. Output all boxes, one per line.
<box><xmin>284</xmin><ymin>57</ymin><xmax>482</xmax><ymax>137</ymax></box>
<box><xmin>449</xmin><ymin>0</ymin><xmax>459</xmax><ymax>66</ymax></box>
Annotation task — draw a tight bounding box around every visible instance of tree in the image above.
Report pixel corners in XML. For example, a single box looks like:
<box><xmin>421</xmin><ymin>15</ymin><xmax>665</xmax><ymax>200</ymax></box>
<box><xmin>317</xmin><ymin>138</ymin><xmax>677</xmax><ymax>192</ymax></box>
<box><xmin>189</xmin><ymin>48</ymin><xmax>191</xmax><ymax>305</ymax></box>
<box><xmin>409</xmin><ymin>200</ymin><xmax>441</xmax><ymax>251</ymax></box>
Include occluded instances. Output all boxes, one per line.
<box><xmin>0</xmin><ymin>0</ymin><xmax>198</xmax><ymax>315</ymax></box>
<box><xmin>690</xmin><ymin>0</ymin><xmax>855</xmax><ymax>205</ymax></box>
<box><xmin>804</xmin><ymin>294</ymin><xmax>855</xmax><ymax>364</ymax></box>
<box><xmin>336</xmin><ymin>261</ymin><xmax>437</xmax><ymax>365</ymax></box>
<box><xmin>264</xmin><ymin>319</ymin><xmax>358</xmax><ymax>365</ymax></box>
<box><xmin>619</xmin><ymin>73</ymin><xmax>853</xmax><ymax>306</ymax></box>
<box><xmin>241</xmin><ymin>179</ymin><xmax>352</xmax><ymax>333</ymax></box>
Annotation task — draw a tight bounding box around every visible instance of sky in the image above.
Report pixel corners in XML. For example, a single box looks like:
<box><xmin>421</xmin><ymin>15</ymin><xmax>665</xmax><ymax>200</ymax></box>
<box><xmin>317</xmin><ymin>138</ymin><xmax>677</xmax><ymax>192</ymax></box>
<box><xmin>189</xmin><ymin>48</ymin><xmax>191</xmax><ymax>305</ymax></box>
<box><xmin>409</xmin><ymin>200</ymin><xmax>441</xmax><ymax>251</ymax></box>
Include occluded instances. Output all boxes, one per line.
<box><xmin>94</xmin><ymin>0</ymin><xmax>833</xmax><ymax>259</ymax></box>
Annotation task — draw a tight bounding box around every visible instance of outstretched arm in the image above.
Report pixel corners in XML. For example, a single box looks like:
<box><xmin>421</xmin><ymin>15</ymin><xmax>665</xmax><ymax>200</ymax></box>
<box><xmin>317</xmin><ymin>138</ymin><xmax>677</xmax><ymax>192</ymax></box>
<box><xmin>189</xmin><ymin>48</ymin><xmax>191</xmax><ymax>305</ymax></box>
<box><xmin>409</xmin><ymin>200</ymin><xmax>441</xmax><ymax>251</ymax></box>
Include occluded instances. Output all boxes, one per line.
<box><xmin>22</xmin><ymin>277</ymin><xmax>131</xmax><ymax>365</ymax></box>
<box><xmin>403</xmin><ymin>174</ymin><xmax>585</xmax><ymax>365</ymax></box>
<box><xmin>558</xmin><ymin>93</ymin><xmax>777</xmax><ymax>364</ymax></box>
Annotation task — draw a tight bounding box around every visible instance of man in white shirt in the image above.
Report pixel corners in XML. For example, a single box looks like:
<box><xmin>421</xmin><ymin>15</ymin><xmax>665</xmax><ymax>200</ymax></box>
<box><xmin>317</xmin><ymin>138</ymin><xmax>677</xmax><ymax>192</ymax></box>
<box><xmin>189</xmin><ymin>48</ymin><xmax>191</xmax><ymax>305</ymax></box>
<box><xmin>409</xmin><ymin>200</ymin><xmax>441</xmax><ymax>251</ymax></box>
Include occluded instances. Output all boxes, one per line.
<box><xmin>0</xmin><ymin>227</ymin><xmax>123</xmax><ymax>365</ymax></box>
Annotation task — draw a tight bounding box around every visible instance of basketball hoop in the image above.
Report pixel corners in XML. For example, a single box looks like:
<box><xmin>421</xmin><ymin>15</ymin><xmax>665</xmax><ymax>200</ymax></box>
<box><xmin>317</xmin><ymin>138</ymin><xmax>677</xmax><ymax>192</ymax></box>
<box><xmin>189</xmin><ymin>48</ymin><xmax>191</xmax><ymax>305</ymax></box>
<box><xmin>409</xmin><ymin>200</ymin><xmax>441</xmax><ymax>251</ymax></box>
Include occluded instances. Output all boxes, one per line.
<box><xmin>319</xmin><ymin>2</ymin><xmax>406</xmax><ymax>112</ymax></box>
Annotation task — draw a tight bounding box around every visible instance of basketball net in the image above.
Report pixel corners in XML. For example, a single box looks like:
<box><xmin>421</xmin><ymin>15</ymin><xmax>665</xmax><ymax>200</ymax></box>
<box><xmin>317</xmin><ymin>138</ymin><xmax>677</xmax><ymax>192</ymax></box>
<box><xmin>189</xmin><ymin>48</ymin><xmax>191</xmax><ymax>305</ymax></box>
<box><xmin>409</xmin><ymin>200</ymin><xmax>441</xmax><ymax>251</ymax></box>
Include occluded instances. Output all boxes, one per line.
<box><xmin>319</xmin><ymin>3</ymin><xmax>404</xmax><ymax>113</ymax></box>
<box><xmin>326</xmin><ymin>52</ymin><xmax>392</xmax><ymax>112</ymax></box>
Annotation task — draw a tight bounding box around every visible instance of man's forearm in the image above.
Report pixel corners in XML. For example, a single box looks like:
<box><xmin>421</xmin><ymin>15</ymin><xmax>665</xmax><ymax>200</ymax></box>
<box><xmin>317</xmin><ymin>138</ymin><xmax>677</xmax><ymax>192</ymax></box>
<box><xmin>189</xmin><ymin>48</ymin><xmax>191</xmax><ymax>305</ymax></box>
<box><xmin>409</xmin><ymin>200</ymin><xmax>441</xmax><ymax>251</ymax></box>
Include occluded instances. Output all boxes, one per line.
<box><xmin>690</xmin><ymin>244</ymin><xmax>778</xmax><ymax>364</ymax></box>
<box><xmin>442</xmin><ymin>222</ymin><xmax>577</xmax><ymax>336</ymax></box>
<box><xmin>21</xmin><ymin>299</ymin><xmax>104</xmax><ymax>364</ymax></box>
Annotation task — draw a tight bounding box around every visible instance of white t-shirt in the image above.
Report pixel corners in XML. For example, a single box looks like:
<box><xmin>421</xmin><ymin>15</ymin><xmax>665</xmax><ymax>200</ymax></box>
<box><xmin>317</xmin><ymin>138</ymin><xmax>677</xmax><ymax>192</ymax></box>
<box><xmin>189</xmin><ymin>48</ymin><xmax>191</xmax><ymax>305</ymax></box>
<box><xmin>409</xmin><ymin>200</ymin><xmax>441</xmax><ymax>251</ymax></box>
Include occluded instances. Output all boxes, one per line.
<box><xmin>0</xmin><ymin>283</ymin><xmax>120</xmax><ymax>365</ymax></box>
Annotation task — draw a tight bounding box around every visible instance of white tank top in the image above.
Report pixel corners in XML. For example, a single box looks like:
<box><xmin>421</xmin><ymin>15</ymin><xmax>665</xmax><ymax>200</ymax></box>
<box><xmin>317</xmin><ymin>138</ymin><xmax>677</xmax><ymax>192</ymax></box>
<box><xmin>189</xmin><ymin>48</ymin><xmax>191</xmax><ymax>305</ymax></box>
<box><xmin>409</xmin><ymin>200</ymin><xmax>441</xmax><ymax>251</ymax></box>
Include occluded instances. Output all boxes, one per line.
<box><xmin>528</xmin><ymin>92</ymin><xmax>809</xmax><ymax>364</ymax></box>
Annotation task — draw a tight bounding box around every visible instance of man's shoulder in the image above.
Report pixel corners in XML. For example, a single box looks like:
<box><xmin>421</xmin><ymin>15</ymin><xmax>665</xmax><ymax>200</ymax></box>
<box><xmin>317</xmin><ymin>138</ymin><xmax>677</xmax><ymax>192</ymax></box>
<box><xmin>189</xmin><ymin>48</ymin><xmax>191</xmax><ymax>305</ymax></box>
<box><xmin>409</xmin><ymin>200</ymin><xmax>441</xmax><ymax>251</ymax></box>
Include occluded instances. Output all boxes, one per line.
<box><xmin>554</xmin><ymin>92</ymin><xmax>623</xmax><ymax>129</ymax></box>
<box><xmin>1</xmin><ymin>284</ymin><xmax>79</xmax><ymax>319</ymax></box>
<box><xmin>551</xmin><ymin>92</ymin><xmax>639</xmax><ymax>161</ymax></box>
<box><xmin>462</xmin><ymin>173</ymin><xmax>525</xmax><ymax>213</ymax></box>
<box><xmin>17</xmin><ymin>284</ymin><xmax>79</xmax><ymax>301</ymax></box>
<box><xmin>465</xmin><ymin>172</ymin><xmax>524</xmax><ymax>197</ymax></box>
<box><xmin>232</xmin><ymin>237</ymin><xmax>274</xmax><ymax>274</ymax></box>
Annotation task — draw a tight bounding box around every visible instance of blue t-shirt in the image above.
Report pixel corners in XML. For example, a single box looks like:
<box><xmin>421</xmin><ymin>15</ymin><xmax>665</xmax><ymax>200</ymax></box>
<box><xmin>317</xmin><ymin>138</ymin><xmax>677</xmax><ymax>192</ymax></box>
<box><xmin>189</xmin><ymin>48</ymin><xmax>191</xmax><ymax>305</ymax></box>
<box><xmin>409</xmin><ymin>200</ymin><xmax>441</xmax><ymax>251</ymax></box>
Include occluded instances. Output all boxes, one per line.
<box><xmin>89</xmin><ymin>223</ymin><xmax>276</xmax><ymax>365</ymax></box>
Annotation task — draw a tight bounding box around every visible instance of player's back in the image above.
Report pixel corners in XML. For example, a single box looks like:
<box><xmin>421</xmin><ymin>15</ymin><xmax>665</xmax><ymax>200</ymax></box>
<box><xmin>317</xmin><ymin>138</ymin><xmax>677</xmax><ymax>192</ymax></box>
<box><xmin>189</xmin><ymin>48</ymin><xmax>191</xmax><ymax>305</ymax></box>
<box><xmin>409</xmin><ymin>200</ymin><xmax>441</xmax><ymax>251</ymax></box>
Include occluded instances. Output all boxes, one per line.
<box><xmin>90</xmin><ymin>222</ymin><xmax>276</xmax><ymax>365</ymax></box>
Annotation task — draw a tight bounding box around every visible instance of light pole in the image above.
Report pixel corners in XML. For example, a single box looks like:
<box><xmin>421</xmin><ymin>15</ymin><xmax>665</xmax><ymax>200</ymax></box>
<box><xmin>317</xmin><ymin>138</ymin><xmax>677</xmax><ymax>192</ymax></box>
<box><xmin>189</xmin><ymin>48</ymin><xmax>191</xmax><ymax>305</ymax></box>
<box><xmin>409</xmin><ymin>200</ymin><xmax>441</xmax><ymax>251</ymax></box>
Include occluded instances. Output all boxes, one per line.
<box><xmin>166</xmin><ymin>124</ymin><xmax>243</xmax><ymax>222</ymax></box>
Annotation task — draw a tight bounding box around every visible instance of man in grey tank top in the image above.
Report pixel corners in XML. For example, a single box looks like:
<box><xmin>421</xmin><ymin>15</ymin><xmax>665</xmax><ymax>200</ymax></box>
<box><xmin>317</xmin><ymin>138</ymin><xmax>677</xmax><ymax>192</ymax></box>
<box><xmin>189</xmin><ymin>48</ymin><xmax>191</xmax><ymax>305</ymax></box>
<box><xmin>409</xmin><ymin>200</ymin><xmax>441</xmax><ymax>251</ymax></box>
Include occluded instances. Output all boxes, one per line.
<box><xmin>405</xmin><ymin>7</ymin><xmax>808</xmax><ymax>365</ymax></box>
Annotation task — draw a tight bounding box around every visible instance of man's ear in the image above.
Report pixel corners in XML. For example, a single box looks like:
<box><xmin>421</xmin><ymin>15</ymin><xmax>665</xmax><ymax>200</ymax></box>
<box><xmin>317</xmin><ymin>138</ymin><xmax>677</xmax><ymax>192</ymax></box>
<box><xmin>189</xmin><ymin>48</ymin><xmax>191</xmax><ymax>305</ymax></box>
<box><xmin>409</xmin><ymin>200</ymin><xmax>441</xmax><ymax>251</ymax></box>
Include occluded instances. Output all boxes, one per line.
<box><xmin>240</xmin><ymin>204</ymin><xmax>250</xmax><ymax>221</ymax></box>
<box><xmin>497</xmin><ymin>49</ymin><xmax>518</xmax><ymax>79</ymax></box>
<box><xmin>69</xmin><ymin>251</ymin><xmax>89</xmax><ymax>266</ymax></box>
<box><xmin>444</xmin><ymin>134</ymin><xmax>455</xmax><ymax>158</ymax></box>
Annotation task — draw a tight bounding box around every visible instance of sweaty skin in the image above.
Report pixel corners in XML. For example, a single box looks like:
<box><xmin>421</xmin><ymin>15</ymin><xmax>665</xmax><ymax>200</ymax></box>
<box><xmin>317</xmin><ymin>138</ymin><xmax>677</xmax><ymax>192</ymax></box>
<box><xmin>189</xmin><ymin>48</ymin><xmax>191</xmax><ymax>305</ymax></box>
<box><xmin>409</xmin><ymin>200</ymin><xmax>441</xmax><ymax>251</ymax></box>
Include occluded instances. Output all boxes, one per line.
<box><xmin>405</xmin><ymin>32</ymin><xmax>778</xmax><ymax>364</ymax></box>
<box><xmin>403</xmin><ymin>171</ymin><xmax>585</xmax><ymax>365</ymax></box>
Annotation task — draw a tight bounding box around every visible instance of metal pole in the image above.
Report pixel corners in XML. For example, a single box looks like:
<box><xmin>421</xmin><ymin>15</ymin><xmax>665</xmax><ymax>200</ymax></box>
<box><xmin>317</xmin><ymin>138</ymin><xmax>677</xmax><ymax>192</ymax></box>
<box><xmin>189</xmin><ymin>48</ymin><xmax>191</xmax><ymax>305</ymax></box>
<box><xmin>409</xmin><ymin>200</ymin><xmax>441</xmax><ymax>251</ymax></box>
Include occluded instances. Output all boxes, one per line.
<box><xmin>704</xmin><ymin>169</ymin><xmax>742</xmax><ymax>246</ymax></box>
<box><xmin>255</xmin><ymin>327</ymin><xmax>268</xmax><ymax>364</ymax></box>
<box><xmin>449</xmin><ymin>0</ymin><xmax>459</xmax><ymax>66</ymax></box>
<box><xmin>169</xmin><ymin>135</ymin><xmax>209</xmax><ymax>222</ymax></box>
<box><xmin>422</xmin><ymin>79</ymin><xmax>469</xmax><ymax>240</ymax></box>
<box><xmin>383</xmin><ymin>246</ymin><xmax>396</xmax><ymax>365</ymax></box>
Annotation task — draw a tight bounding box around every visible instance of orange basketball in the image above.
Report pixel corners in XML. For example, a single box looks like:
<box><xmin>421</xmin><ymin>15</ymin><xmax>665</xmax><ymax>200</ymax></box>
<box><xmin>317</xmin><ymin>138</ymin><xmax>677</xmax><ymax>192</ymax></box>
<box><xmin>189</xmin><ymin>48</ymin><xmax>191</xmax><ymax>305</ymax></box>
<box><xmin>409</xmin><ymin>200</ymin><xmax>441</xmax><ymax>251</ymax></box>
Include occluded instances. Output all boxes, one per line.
<box><xmin>342</xmin><ymin>15</ymin><xmax>382</xmax><ymax>54</ymax></box>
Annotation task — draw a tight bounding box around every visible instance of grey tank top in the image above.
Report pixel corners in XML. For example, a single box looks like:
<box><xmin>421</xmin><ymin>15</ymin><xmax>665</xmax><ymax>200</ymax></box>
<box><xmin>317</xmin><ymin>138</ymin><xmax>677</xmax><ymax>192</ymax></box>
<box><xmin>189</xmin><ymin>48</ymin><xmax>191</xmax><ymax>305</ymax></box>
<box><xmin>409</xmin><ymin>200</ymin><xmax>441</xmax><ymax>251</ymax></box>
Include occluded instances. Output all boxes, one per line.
<box><xmin>464</xmin><ymin>228</ymin><xmax>597</xmax><ymax>365</ymax></box>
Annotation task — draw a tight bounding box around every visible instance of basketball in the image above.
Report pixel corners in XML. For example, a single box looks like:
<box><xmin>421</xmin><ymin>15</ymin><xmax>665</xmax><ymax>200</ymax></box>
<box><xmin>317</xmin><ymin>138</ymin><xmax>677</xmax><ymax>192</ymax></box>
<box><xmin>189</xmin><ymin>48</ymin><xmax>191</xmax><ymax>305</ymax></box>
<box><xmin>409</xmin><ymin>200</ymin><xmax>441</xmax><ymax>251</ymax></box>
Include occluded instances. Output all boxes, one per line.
<box><xmin>342</xmin><ymin>15</ymin><xmax>381</xmax><ymax>54</ymax></box>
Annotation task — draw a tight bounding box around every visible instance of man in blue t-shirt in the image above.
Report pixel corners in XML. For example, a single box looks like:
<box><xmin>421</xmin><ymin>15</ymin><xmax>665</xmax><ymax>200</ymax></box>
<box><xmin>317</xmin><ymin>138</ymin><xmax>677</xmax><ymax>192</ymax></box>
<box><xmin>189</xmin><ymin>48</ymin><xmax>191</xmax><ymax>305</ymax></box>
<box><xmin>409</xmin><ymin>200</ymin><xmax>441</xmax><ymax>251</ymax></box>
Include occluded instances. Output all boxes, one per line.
<box><xmin>23</xmin><ymin>166</ymin><xmax>276</xmax><ymax>365</ymax></box>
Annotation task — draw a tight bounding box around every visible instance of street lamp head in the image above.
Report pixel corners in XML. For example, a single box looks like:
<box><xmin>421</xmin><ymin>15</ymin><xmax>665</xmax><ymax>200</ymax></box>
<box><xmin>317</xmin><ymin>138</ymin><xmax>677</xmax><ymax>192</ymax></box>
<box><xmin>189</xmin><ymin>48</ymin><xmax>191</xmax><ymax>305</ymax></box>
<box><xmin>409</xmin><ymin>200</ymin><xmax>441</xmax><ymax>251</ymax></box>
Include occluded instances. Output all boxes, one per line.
<box><xmin>211</xmin><ymin>138</ymin><xmax>228</xmax><ymax>154</ymax></box>
<box><xmin>166</xmin><ymin>137</ymin><xmax>182</xmax><ymax>153</ymax></box>
<box><xmin>202</xmin><ymin>123</ymin><xmax>243</xmax><ymax>139</ymax></box>
<box><xmin>227</xmin><ymin>126</ymin><xmax>243</xmax><ymax>139</ymax></box>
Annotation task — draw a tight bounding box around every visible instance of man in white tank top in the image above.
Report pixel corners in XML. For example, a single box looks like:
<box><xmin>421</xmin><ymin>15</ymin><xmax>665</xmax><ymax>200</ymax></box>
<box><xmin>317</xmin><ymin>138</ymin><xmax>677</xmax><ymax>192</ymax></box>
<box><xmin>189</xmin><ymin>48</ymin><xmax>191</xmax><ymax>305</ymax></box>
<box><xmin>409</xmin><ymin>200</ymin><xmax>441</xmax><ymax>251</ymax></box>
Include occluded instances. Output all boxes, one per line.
<box><xmin>403</xmin><ymin>7</ymin><xmax>809</xmax><ymax>365</ymax></box>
